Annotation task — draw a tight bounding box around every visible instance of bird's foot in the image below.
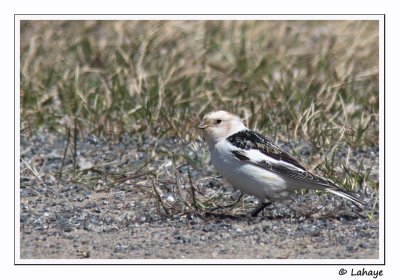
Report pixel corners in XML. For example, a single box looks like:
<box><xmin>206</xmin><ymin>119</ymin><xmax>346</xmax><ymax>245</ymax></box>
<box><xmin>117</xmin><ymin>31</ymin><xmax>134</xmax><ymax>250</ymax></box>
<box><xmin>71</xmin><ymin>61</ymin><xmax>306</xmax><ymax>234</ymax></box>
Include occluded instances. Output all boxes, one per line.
<box><xmin>251</xmin><ymin>202</ymin><xmax>272</xmax><ymax>217</ymax></box>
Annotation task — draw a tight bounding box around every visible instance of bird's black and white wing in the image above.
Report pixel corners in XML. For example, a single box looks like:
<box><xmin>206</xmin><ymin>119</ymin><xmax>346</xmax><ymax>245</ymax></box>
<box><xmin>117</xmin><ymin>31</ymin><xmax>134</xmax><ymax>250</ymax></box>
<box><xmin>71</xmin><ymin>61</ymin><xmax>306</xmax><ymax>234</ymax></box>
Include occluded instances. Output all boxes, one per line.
<box><xmin>226</xmin><ymin>130</ymin><xmax>365</xmax><ymax>205</ymax></box>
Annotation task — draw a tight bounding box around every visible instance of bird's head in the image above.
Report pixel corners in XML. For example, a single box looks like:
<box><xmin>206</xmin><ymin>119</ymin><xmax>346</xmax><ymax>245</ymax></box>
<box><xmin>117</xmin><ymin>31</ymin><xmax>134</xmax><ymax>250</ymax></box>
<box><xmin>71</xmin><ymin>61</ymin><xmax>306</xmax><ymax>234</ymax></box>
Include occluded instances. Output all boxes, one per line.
<box><xmin>198</xmin><ymin>110</ymin><xmax>247</xmax><ymax>144</ymax></box>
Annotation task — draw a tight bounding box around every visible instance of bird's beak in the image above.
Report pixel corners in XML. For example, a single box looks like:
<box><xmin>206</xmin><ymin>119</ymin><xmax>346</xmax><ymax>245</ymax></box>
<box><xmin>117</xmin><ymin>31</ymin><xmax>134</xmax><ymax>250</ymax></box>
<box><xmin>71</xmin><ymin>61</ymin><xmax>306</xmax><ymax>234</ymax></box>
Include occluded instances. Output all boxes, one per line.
<box><xmin>198</xmin><ymin>121</ymin><xmax>208</xmax><ymax>129</ymax></box>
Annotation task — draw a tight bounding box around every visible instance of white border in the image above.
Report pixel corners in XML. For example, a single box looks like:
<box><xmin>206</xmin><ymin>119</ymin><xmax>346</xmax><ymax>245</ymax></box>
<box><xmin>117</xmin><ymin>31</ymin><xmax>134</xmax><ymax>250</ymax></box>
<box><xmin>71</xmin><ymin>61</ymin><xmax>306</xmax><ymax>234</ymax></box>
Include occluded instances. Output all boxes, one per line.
<box><xmin>16</xmin><ymin>14</ymin><xmax>382</xmax><ymax>20</ymax></box>
<box><xmin>15</xmin><ymin>16</ymin><xmax>21</xmax><ymax>263</ymax></box>
<box><xmin>15</xmin><ymin>14</ymin><xmax>384</xmax><ymax>265</ymax></box>
<box><xmin>16</xmin><ymin>258</ymin><xmax>383</xmax><ymax>265</ymax></box>
<box><xmin>378</xmin><ymin>17</ymin><xmax>384</xmax><ymax>262</ymax></box>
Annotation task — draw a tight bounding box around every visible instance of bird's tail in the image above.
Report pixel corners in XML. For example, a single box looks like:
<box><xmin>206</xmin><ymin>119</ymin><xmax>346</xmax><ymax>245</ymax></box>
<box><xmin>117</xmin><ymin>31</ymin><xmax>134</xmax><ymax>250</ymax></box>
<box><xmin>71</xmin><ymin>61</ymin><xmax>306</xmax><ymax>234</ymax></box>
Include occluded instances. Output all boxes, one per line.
<box><xmin>326</xmin><ymin>187</ymin><xmax>366</xmax><ymax>206</ymax></box>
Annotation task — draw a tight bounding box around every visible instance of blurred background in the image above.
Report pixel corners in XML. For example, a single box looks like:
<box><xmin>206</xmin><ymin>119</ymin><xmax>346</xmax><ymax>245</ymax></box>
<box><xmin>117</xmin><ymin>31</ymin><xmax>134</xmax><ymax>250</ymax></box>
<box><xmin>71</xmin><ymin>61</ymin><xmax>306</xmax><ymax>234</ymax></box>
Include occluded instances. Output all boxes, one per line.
<box><xmin>20</xmin><ymin>20</ymin><xmax>378</xmax><ymax>145</ymax></box>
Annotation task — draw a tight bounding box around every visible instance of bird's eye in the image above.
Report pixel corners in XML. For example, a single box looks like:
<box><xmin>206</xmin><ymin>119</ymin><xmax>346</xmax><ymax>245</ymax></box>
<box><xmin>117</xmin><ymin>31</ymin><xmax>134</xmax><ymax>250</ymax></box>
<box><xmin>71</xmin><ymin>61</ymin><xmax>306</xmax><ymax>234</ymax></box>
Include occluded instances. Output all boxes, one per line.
<box><xmin>216</xmin><ymin>119</ymin><xmax>222</xmax><ymax>124</ymax></box>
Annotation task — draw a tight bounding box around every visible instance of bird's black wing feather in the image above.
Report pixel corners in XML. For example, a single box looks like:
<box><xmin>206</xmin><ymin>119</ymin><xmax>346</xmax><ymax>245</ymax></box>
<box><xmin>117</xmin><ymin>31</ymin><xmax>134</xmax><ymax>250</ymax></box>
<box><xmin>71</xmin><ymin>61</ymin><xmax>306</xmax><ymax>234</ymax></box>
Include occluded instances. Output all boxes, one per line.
<box><xmin>226</xmin><ymin>130</ymin><xmax>306</xmax><ymax>170</ymax></box>
<box><xmin>227</xmin><ymin>130</ymin><xmax>365</xmax><ymax>205</ymax></box>
<box><xmin>227</xmin><ymin>130</ymin><xmax>337</xmax><ymax>187</ymax></box>
<box><xmin>230</xmin><ymin>148</ymin><xmax>332</xmax><ymax>187</ymax></box>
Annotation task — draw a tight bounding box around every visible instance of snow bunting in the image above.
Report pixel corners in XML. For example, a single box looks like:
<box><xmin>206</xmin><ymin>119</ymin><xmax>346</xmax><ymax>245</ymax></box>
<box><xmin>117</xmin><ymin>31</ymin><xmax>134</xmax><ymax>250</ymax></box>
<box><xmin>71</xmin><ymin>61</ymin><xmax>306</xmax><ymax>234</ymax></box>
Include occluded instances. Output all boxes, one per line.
<box><xmin>198</xmin><ymin>110</ymin><xmax>365</xmax><ymax>216</ymax></box>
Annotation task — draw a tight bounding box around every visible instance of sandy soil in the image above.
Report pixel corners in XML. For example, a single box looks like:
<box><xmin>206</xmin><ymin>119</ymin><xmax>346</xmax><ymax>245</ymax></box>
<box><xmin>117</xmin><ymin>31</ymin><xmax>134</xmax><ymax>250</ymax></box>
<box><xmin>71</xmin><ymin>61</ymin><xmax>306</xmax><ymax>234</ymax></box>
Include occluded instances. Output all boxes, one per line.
<box><xmin>19</xmin><ymin>131</ymin><xmax>379</xmax><ymax>260</ymax></box>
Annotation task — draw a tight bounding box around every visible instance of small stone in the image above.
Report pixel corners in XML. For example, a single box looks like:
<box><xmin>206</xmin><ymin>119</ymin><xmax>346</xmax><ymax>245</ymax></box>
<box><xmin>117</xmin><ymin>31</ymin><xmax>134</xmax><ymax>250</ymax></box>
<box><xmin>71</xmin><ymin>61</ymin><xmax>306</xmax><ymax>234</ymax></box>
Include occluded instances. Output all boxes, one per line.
<box><xmin>115</xmin><ymin>244</ymin><xmax>129</xmax><ymax>252</ymax></box>
<box><xmin>166</xmin><ymin>194</ymin><xmax>175</xmax><ymax>202</ymax></box>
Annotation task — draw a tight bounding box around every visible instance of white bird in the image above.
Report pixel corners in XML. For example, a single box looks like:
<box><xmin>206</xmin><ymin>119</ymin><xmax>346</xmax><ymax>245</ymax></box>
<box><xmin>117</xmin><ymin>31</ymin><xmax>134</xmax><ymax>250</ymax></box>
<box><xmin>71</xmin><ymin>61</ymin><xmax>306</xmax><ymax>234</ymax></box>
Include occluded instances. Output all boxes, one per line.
<box><xmin>198</xmin><ymin>110</ymin><xmax>365</xmax><ymax>216</ymax></box>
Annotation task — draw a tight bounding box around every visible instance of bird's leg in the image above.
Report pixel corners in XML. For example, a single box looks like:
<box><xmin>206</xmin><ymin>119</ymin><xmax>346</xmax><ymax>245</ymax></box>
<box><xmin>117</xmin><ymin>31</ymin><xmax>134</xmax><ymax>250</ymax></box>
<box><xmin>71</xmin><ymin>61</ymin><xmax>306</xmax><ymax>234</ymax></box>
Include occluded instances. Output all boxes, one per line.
<box><xmin>251</xmin><ymin>201</ymin><xmax>272</xmax><ymax>217</ymax></box>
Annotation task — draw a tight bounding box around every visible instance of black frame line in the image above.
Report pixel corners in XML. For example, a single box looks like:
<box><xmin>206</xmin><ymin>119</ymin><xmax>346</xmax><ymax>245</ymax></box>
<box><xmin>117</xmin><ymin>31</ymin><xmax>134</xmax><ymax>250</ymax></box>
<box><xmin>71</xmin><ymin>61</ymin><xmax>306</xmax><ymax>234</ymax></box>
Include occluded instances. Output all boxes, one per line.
<box><xmin>14</xmin><ymin>13</ymin><xmax>385</xmax><ymax>266</ymax></box>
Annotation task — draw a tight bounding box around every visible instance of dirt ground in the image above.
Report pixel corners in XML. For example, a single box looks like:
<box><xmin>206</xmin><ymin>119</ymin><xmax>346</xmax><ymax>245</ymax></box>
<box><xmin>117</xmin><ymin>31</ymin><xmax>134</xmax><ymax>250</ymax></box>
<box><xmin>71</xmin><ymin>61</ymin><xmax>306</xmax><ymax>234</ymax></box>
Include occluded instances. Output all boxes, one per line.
<box><xmin>19</xmin><ymin>132</ymin><xmax>379</xmax><ymax>260</ymax></box>
<box><xmin>20</xmin><ymin>187</ymin><xmax>379</xmax><ymax>260</ymax></box>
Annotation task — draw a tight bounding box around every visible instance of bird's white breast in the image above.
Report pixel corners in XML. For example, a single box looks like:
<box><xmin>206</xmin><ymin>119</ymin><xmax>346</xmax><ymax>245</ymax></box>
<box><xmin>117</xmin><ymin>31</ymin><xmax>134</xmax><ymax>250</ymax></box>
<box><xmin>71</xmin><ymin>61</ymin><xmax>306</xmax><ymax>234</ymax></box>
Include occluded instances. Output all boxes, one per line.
<box><xmin>209</xmin><ymin>140</ymin><xmax>290</xmax><ymax>202</ymax></box>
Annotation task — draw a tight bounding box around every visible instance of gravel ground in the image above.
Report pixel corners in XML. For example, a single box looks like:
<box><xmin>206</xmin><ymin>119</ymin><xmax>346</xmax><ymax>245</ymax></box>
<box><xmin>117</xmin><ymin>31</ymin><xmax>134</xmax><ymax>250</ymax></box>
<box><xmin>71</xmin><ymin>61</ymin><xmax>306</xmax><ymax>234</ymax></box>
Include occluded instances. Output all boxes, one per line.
<box><xmin>19</xmin><ymin>130</ymin><xmax>379</xmax><ymax>259</ymax></box>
